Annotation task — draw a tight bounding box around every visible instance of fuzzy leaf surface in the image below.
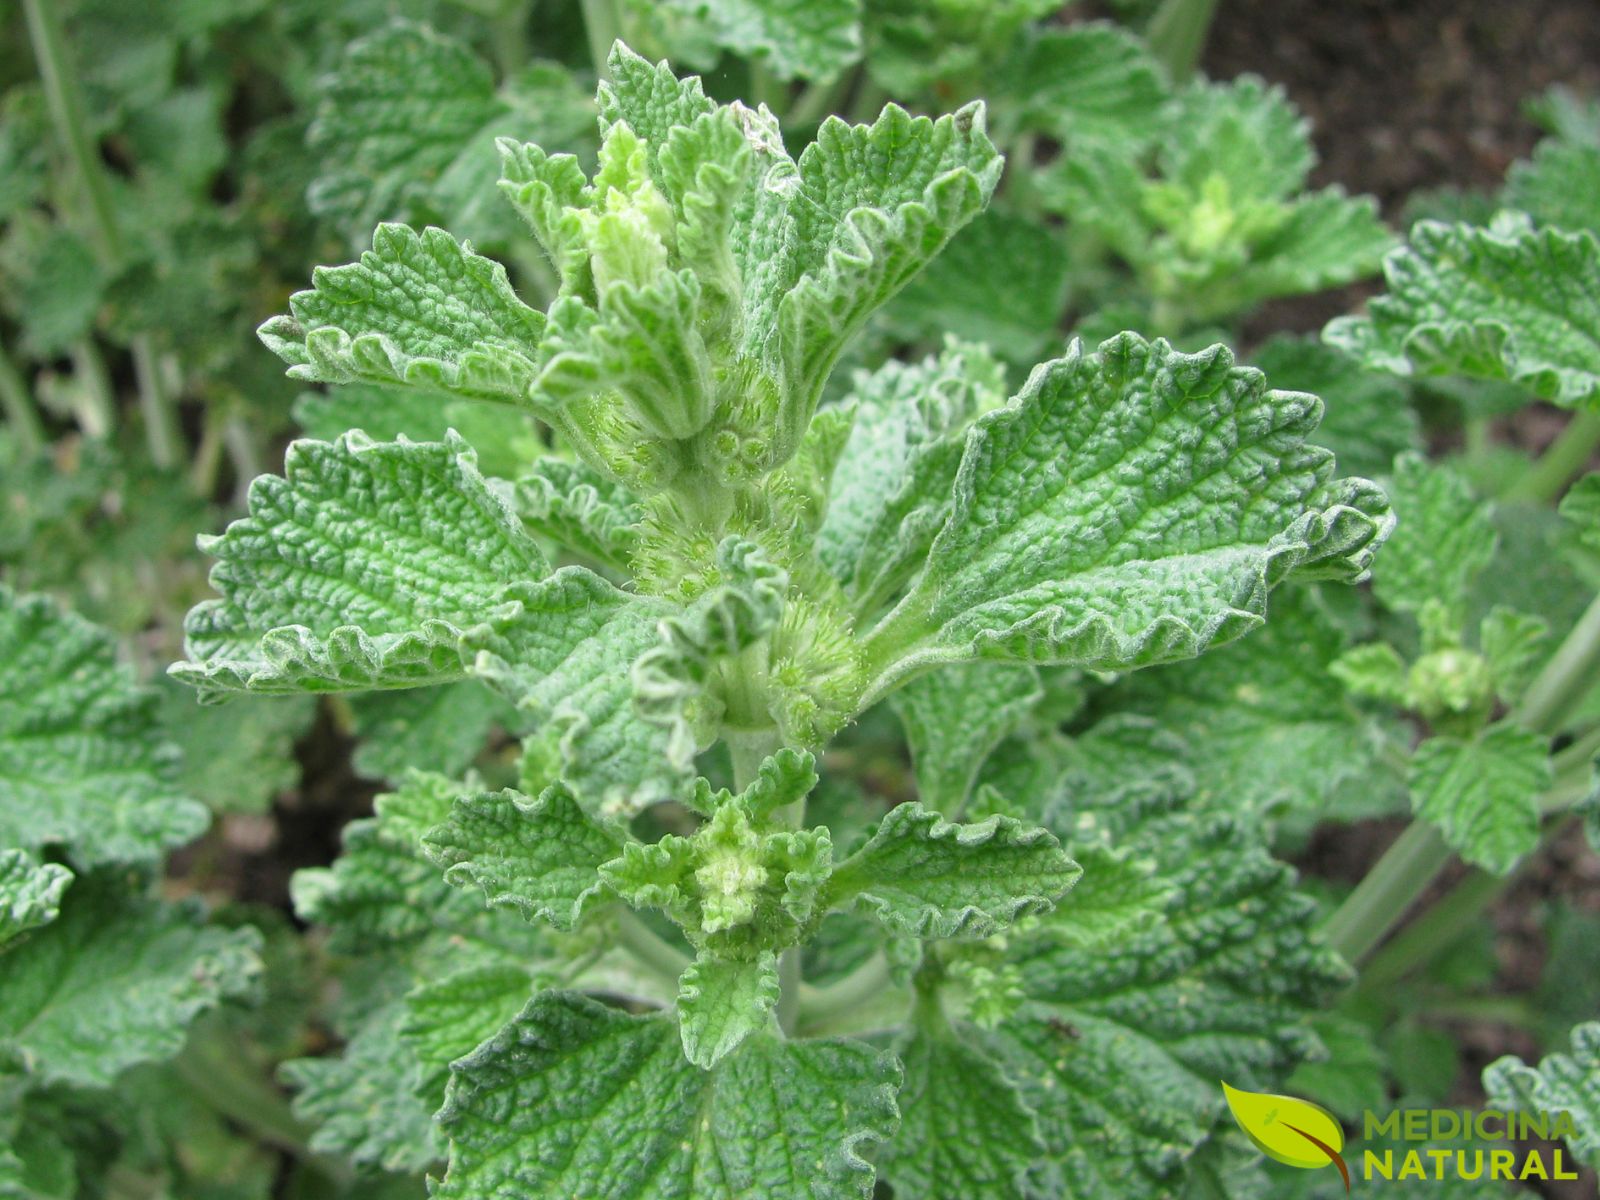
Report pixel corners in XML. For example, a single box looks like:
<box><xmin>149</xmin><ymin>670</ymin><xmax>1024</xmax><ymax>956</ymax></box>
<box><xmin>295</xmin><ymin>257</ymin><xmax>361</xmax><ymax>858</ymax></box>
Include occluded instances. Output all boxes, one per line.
<box><xmin>993</xmin><ymin>753</ymin><xmax>1348</xmax><ymax>1199</ymax></box>
<box><xmin>1408</xmin><ymin>724</ymin><xmax>1551</xmax><ymax>874</ymax></box>
<box><xmin>1327</xmin><ymin>218</ymin><xmax>1600</xmax><ymax>410</ymax></box>
<box><xmin>827</xmin><ymin>803</ymin><xmax>1080</xmax><ymax>938</ymax></box>
<box><xmin>174</xmin><ymin>432</ymin><xmax>544</xmax><ymax>699</ymax></box>
<box><xmin>0</xmin><ymin>588</ymin><xmax>206</xmax><ymax>865</ymax></box>
<box><xmin>437</xmin><ymin>992</ymin><xmax>901</xmax><ymax>1198</ymax></box>
<box><xmin>308</xmin><ymin>23</ymin><xmax>595</xmax><ymax>247</ymax></box>
<box><xmin>423</xmin><ymin>785</ymin><xmax>625</xmax><ymax>929</ymax></box>
<box><xmin>862</xmin><ymin>335</ymin><xmax>1392</xmax><ymax>697</ymax></box>
<box><xmin>0</xmin><ymin>876</ymin><xmax>260</xmax><ymax>1088</ymax></box>
<box><xmin>876</xmin><ymin>1022</ymin><xmax>1044</xmax><ymax>1200</ymax></box>
<box><xmin>0</xmin><ymin>852</ymin><xmax>71</xmax><ymax>948</ymax></box>
<box><xmin>1375</xmin><ymin>453</ymin><xmax>1496</xmax><ymax>618</ymax></box>
<box><xmin>676</xmin><ymin>950</ymin><xmax>780</xmax><ymax>1067</ymax></box>
<box><xmin>891</xmin><ymin>663</ymin><xmax>1042</xmax><ymax>814</ymax></box>
<box><xmin>259</xmin><ymin>224</ymin><xmax>546</xmax><ymax>402</ymax></box>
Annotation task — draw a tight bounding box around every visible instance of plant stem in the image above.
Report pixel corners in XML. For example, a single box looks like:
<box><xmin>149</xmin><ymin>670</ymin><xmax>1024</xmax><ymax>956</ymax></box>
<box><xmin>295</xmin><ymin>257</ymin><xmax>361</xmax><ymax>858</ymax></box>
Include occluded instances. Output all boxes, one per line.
<box><xmin>223</xmin><ymin>413</ymin><xmax>264</xmax><ymax>505</ymax></box>
<box><xmin>69</xmin><ymin>341</ymin><xmax>115</xmax><ymax>438</ymax></box>
<box><xmin>0</xmin><ymin>340</ymin><xmax>46</xmax><ymax>456</ymax></box>
<box><xmin>788</xmin><ymin>70</ymin><xmax>853</xmax><ymax>128</ymax></box>
<box><xmin>1516</xmin><ymin>590</ymin><xmax>1600</xmax><ymax>735</ymax></box>
<box><xmin>489</xmin><ymin>3</ymin><xmax>530</xmax><ymax>77</ymax></box>
<box><xmin>23</xmin><ymin>0</ymin><xmax>121</xmax><ymax>261</ymax></box>
<box><xmin>176</xmin><ymin>1026</ymin><xmax>348</xmax><ymax>1185</ymax></box>
<box><xmin>1505</xmin><ymin>409</ymin><xmax>1600</xmax><ymax>505</ymax></box>
<box><xmin>615</xmin><ymin>906</ymin><xmax>691</xmax><ymax>986</ymax></box>
<box><xmin>132</xmin><ymin>334</ymin><xmax>181</xmax><ymax>470</ymax></box>
<box><xmin>1320</xmin><ymin>821</ymin><xmax>1453</xmax><ymax>965</ymax></box>
<box><xmin>798</xmin><ymin>952</ymin><xmax>893</xmax><ymax>1023</ymax></box>
<box><xmin>1145</xmin><ymin>0</ymin><xmax>1221</xmax><ymax>83</ymax></box>
<box><xmin>580</xmin><ymin>0</ymin><xmax>619</xmax><ymax>81</ymax></box>
<box><xmin>748</xmin><ymin>63</ymin><xmax>782</xmax><ymax>111</ymax></box>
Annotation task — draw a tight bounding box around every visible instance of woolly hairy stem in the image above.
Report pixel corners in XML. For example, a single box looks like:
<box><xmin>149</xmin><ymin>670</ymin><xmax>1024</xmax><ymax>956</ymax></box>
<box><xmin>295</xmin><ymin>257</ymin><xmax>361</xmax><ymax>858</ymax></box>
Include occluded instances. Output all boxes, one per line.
<box><xmin>1504</xmin><ymin>409</ymin><xmax>1600</xmax><ymax>505</ymax></box>
<box><xmin>1145</xmin><ymin>0</ymin><xmax>1221</xmax><ymax>83</ymax></box>
<box><xmin>0</xmin><ymin>339</ymin><xmax>45</xmax><ymax>455</ymax></box>
<box><xmin>615</xmin><ymin>907</ymin><xmax>691</xmax><ymax>985</ymax></box>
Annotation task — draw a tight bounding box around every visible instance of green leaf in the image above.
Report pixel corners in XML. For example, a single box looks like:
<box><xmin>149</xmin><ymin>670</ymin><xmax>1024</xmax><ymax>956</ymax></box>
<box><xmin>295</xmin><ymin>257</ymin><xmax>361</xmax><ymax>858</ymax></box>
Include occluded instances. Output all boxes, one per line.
<box><xmin>1102</xmin><ymin>589</ymin><xmax>1402</xmax><ymax>818</ymax></box>
<box><xmin>1332</xmin><ymin>642</ymin><xmax>1411</xmax><ymax>707</ymax></box>
<box><xmin>460</xmin><ymin>569</ymin><xmax>676</xmax><ymax>813</ymax></box>
<box><xmin>878</xmin><ymin>211</ymin><xmax>1070</xmax><ymax>363</ymax></box>
<box><xmin>676</xmin><ymin>950</ymin><xmax>780</xmax><ymax>1067</ymax></box>
<box><xmin>1484</xmin><ymin>1020</ymin><xmax>1600</xmax><ymax>1169</ymax></box>
<box><xmin>1374</xmin><ymin>453</ymin><xmax>1496</xmax><ymax>619</ymax></box>
<box><xmin>511</xmin><ymin>459</ymin><xmax>644</xmax><ymax>572</ymax></box>
<box><xmin>995</xmin><ymin>761</ymin><xmax>1347</xmax><ymax>1199</ymax></box>
<box><xmin>1559</xmin><ymin>471</ymin><xmax>1600</xmax><ymax>552</ymax></box>
<box><xmin>423</xmin><ymin>784</ymin><xmax>625</xmax><ymax>930</ymax></box>
<box><xmin>826</xmin><ymin>803</ymin><xmax>1080</xmax><ymax>938</ymax></box>
<box><xmin>891</xmin><ymin>663</ymin><xmax>1041</xmax><ymax>814</ymax></box>
<box><xmin>656</xmin><ymin>0</ymin><xmax>863</xmax><ymax>81</ymax></box>
<box><xmin>293</xmin><ymin>382</ymin><xmax>541</xmax><ymax>480</ymax></box>
<box><xmin>819</xmin><ymin>338</ymin><xmax>1005</xmax><ymax>617</ymax></box>
<box><xmin>877</xmin><ymin>1021</ymin><xmax>1044</xmax><ymax>1200</ymax></box>
<box><xmin>350</xmin><ymin>681</ymin><xmax>517</xmax><ymax>784</ymax></box>
<box><xmin>258</xmin><ymin>223</ymin><xmax>546</xmax><ymax>403</ymax></box>
<box><xmin>1479</xmin><ymin>606</ymin><xmax>1549</xmax><ymax>703</ymax></box>
<box><xmin>400</xmin><ymin>963</ymin><xmax>534</xmax><ymax>1114</ymax></box>
<box><xmin>174</xmin><ymin>432</ymin><xmax>545</xmax><ymax>699</ymax></box>
<box><xmin>1327</xmin><ymin>217</ymin><xmax>1600</xmax><ymax>410</ymax></box>
<box><xmin>0</xmin><ymin>588</ymin><xmax>207</xmax><ymax>865</ymax></box>
<box><xmin>861</xmin><ymin>335</ymin><xmax>1393</xmax><ymax>698</ymax></box>
<box><xmin>308</xmin><ymin>22</ymin><xmax>595</xmax><ymax>248</ymax></box>
<box><xmin>1408</xmin><ymin>724</ymin><xmax>1551</xmax><ymax>874</ymax></box>
<box><xmin>1506</xmin><ymin>139</ymin><xmax>1600</xmax><ymax>236</ymax></box>
<box><xmin>436</xmin><ymin>992</ymin><xmax>901</xmax><ymax>1198</ymax></box>
<box><xmin>281</xmin><ymin>1001</ymin><xmax>445</xmax><ymax>1173</ymax></box>
<box><xmin>996</xmin><ymin>23</ymin><xmax>1168</xmax><ymax>146</ymax></box>
<box><xmin>289</xmin><ymin>771</ymin><xmax>529</xmax><ymax>955</ymax></box>
<box><xmin>0</xmin><ymin>875</ymin><xmax>260</xmax><ymax>1088</ymax></box>
<box><xmin>160</xmin><ymin>686</ymin><xmax>315</xmax><ymax>814</ymax></box>
<box><xmin>748</xmin><ymin>100</ymin><xmax>1003</xmax><ymax>464</ymax></box>
<box><xmin>0</xmin><ymin>852</ymin><xmax>71</xmax><ymax>948</ymax></box>
<box><xmin>1251</xmin><ymin>335</ymin><xmax>1421</xmax><ymax>480</ymax></box>
<box><xmin>861</xmin><ymin>0</ymin><xmax>1054</xmax><ymax>98</ymax></box>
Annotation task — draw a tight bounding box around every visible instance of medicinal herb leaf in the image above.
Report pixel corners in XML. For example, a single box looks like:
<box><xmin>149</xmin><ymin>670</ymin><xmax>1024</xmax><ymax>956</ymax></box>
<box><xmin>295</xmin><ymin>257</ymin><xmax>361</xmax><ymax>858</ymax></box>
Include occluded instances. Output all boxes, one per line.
<box><xmin>1407</xmin><ymin>723</ymin><xmax>1551</xmax><ymax>874</ymax></box>
<box><xmin>860</xmin><ymin>335</ymin><xmax>1392</xmax><ymax>700</ymax></box>
<box><xmin>0</xmin><ymin>852</ymin><xmax>71</xmax><ymax>949</ymax></box>
<box><xmin>436</xmin><ymin>992</ymin><xmax>901</xmax><ymax>1199</ymax></box>
<box><xmin>877</xmin><ymin>1020</ymin><xmax>1045</xmax><ymax>1200</ymax></box>
<box><xmin>0</xmin><ymin>588</ymin><xmax>207</xmax><ymax>865</ymax></box>
<box><xmin>174</xmin><ymin>432</ymin><xmax>544</xmax><ymax>699</ymax></box>
<box><xmin>1327</xmin><ymin>216</ymin><xmax>1600</xmax><ymax>410</ymax></box>
<box><xmin>826</xmin><ymin>803</ymin><xmax>1080</xmax><ymax>938</ymax></box>
<box><xmin>891</xmin><ymin>662</ymin><xmax>1042</xmax><ymax>815</ymax></box>
<box><xmin>423</xmin><ymin>784</ymin><xmax>625</xmax><ymax>930</ymax></box>
<box><xmin>259</xmin><ymin>224</ymin><xmax>547</xmax><ymax>403</ymax></box>
<box><xmin>1484</xmin><ymin>1020</ymin><xmax>1600</xmax><ymax>1169</ymax></box>
<box><xmin>676</xmin><ymin>949</ymin><xmax>781</xmax><ymax>1067</ymax></box>
<box><xmin>0</xmin><ymin>875</ymin><xmax>260</xmax><ymax>1089</ymax></box>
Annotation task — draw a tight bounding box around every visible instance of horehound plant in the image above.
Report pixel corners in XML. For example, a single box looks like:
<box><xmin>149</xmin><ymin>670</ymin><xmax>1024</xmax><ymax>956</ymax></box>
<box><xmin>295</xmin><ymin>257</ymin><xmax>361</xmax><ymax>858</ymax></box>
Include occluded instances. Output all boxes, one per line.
<box><xmin>172</xmin><ymin>43</ymin><xmax>1393</xmax><ymax>1199</ymax></box>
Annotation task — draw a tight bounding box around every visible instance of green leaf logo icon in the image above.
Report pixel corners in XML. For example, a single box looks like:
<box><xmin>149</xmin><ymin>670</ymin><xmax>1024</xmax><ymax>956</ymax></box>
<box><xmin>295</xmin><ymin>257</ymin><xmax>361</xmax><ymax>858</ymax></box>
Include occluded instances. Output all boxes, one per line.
<box><xmin>1221</xmin><ymin>1081</ymin><xmax>1350</xmax><ymax>1191</ymax></box>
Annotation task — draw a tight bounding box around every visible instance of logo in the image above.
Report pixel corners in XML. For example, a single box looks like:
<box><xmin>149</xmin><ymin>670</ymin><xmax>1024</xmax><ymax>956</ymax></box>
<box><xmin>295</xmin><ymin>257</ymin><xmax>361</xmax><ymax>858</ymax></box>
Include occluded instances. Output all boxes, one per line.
<box><xmin>1221</xmin><ymin>1083</ymin><xmax>1584</xmax><ymax>1188</ymax></box>
<box><xmin>1222</xmin><ymin>1082</ymin><xmax>1350</xmax><ymax>1191</ymax></box>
